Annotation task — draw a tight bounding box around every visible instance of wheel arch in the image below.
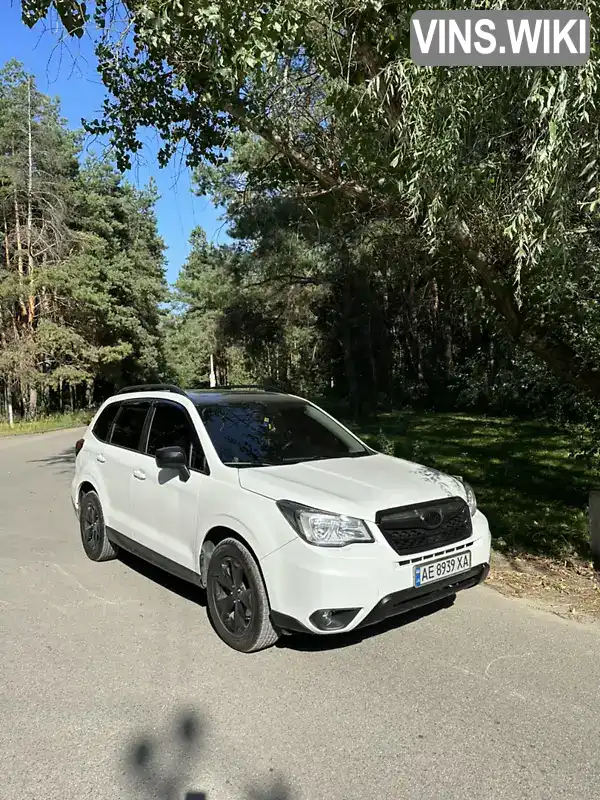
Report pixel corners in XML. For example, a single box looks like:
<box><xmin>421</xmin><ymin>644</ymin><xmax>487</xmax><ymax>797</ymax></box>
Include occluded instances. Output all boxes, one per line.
<box><xmin>199</xmin><ymin>524</ymin><xmax>267</xmax><ymax>594</ymax></box>
<box><xmin>78</xmin><ymin>480</ymin><xmax>98</xmax><ymax>502</ymax></box>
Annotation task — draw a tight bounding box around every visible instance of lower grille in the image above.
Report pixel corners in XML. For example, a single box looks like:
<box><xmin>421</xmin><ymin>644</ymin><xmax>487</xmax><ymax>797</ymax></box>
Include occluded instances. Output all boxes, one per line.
<box><xmin>376</xmin><ymin>496</ymin><xmax>472</xmax><ymax>556</ymax></box>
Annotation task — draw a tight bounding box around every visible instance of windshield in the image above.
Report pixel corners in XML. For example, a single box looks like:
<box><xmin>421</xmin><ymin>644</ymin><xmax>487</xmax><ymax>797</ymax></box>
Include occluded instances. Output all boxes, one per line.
<box><xmin>197</xmin><ymin>400</ymin><xmax>372</xmax><ymax>467</ymax></box>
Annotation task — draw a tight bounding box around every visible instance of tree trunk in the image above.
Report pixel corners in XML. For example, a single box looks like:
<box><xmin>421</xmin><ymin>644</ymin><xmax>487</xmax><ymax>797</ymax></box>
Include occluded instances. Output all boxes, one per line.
<box><xmin>26</xmin><ymin>78</ymin><xmax>36</xmax><ymax>329</ymax></box>
<box><xmin>340</xmin><ymin>280</ymin><xmax>360</xmax><ymax>416</ymax></box>
<box><xmin>19</xmin><ymin>381</ymin><xmax>27</xmax><ymax>420</ymax></box>
<box><xmin>11</xmin><ymin>135</ymin><xmax>27</xmax><ymax>324</ymax></box>
<box><xmin>29</xmin><ymin>386</ymin><xmax>38</xmax><ymax>418</ymax></box>
<box><xmin>367</xmin><ymin>314</ymin><xmax>377</xmax><ymax>387</ymax></box>
<box><xmin>86</xmin><ymin>380</ymin><xmax>94</xmax><ymax>409</ymax></box>
<box><xmin>443</xmin><ymin>322</ymin><xmax>453</xmax><ymax>378</ymax></box>
<box><xmin>3</xmin><ymin>207</ymin><xmax>10</xmax><ymax>269</ymax></box>
<box><xmin>13</xmin><ymin>190</ymin><xmax>27</xmax><ymax>323</ymax></box>
<box><xmin>335</xmin><ymin>236</ymin><xmax>361</xmax><ymax>415</ymax></box>
<box><xmin>431</xmin><ymin>277</ymin><xmax>439</xmax><ymax>318</ymax></box>
<box><xmin>5</xmin><ymin>384</ymin><xmax>14</xmax><ymax>428</ymax></box>
<box><xmin>408</xmin><ymin>281</ymin><xmax>424</xmax><ymax>382</ymax></box>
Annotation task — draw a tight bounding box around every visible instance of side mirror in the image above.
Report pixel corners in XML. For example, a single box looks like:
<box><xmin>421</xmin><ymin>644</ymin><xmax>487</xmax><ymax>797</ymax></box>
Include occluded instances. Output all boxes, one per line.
<box><xmin>155</xmin><ymin>446</ymin><xmax>189</xmax><ymax>479</ymax></box>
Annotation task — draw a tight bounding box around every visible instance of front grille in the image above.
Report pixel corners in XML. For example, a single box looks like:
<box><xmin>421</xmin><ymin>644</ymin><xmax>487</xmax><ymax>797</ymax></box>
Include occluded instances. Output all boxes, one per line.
<box><xmin>376</xmin><ymin>496</ymin><xmax>472</xmax><ymax>557</ymax></box>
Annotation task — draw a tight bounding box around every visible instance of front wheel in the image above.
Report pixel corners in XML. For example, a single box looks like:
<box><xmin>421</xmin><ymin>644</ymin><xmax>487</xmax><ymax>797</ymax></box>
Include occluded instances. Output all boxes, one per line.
<box><xmin>206</xmin><ymin>538</ymin><xmax>279</xmax><ymax>653</ymax></box>
<box><xmin>79</xmin><ymin>490</ymin><xmax>117</xmax><ymax>562</ymax></box>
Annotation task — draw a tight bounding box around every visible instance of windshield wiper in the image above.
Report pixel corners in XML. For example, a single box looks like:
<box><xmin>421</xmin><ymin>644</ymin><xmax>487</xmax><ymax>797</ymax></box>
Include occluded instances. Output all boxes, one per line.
<box><xmin>283</xmin><ymin>451</ymin><xmax>373</xmax><ymax>463</ymax></box>
<box><xmin>282</xmin><ymin>455</ymin><xmax>332</xmax><ymax>463</ymax></box>
<box><xmin>223</xmin><ymin>460</ymin><xmax>275</xmax><ymax>468</ymax></box>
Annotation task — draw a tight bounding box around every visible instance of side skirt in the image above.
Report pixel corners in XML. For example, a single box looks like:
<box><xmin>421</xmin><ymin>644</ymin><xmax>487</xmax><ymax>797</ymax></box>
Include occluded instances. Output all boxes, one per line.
<box><xmin>106</xmin><ymin>527</ymin><xmax>203</xmax><ymax>588</ymax></box>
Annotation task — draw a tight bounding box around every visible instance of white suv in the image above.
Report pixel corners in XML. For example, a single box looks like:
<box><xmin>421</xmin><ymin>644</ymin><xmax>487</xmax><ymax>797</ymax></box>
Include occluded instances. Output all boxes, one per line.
<box><xmin>71</xmin><ymin>384</ymin><xmax>492</xmax><ymax>652</ymax></box>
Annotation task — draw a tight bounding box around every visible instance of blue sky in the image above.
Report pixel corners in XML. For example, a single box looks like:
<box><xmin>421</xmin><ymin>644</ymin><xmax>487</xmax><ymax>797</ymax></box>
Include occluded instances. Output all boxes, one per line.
<box><xmin>2</xmin><ymin>2</ymin><xmax>231</xmax><ymax>285</ymax></box>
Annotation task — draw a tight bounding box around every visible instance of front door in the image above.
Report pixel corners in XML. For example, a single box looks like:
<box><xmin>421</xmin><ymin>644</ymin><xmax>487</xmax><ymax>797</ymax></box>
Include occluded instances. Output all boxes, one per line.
<box><xmin>129</xmin><ymin>399</ymin><xmax>208</xmax><ymax>571</ymax></box>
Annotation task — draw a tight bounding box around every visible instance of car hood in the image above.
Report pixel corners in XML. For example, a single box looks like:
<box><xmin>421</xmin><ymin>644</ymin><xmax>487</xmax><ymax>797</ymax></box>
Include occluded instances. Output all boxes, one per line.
<box><xmin>237</xmin><ymin>453</ymin><xmax>466</xmax><ymax>521</ymax></box>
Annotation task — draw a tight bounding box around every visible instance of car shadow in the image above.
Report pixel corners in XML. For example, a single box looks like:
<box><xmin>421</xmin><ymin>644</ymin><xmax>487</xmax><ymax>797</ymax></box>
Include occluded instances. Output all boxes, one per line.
<box><xmin>118</xmin><ymin>549</ymin><xmax>207</xmax><ymax>608</ymax></box>
<box><xmin>118</xmin><ymin>547</ymin><xmax>455</xmax><ymax>652</ymax></box>
<box><xmin>276</xmin><ymin>595</ymin><xmax>456</xmax><ymax>652</ymax></box>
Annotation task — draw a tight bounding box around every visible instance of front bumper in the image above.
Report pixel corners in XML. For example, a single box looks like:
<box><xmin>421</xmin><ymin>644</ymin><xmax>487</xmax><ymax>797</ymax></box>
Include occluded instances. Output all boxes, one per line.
<box><xmin>262</xmin><ymin>509</ymin><xmax>492</xmax><ymax>636</ymax></box>
<box><xmin>271</xmin><ymin>562</ymin><xmax>489</xmax><ymax>634</ymax></box>
<box><xmin>356</xmin><ymin>562</ymin><xmax>488</xmax><ymax>629</ymax></box>
<box><xmin>70</xmin><ymin>477</ymin><xmax>79</xmax><ymax>519</ymax></box>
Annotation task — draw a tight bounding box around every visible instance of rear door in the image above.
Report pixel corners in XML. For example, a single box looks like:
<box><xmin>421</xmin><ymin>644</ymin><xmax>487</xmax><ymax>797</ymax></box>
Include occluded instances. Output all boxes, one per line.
<box><xmin>101</xmin><ymin>399</ymin><xmax>152</xmax><ymax>537</ymax></box>
<box><xmin>129</xmin><ymin>399</ymin><xmax>208</xmax><ymax>571</ymax></box>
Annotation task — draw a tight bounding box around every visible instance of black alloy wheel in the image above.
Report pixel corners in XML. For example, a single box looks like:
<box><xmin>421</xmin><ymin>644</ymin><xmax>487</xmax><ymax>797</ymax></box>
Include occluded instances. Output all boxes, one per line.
<box><xmin>79</xmin><ymin>490</ymin><xmax>117</xmax><ymax>562</ymax></box>
<box><xmin>206</xmin><ymin>538</ymin><xmax>279</xmax><ymax>653</ymax></box>
<box><xmin>212</xmin><ymin>555</ymin><xmax>253</xmax><ymax>637</ymax></box>
<box><xmin>83</xmin><ymin>502</ymin><xmax>101</xmax><ymax>550</ymax></box>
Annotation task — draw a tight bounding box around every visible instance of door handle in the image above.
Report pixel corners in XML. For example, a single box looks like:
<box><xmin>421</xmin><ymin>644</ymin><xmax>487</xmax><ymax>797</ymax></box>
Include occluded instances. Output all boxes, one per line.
<box><xmin>133</xmin><ymin>469</ymin><xmax>146</xmax><ymax>481</ymax></box>
<box><xmin>96</xmin><ymin>454</ymin><xmax>106</xmax><ymax>463</ymax></box>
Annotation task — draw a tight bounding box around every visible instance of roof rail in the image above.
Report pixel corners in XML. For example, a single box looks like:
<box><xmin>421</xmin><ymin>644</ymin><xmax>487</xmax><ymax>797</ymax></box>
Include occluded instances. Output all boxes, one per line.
<box><xmin>192</xmin><ymin>383</ymin><xmax>279</xmax><ymax>392</ymax></box>
<box><xmin>116</xmin><ymin>383</ymin><xmax>187</xmax><ymax>397</ymax></box>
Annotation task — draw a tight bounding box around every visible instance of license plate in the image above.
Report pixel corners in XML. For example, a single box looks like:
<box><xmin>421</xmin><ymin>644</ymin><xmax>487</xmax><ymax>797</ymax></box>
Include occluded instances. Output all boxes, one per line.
<box><xmin>413</xmin><ymin>551</ymin><xmax>472</xmax><ymax>588</ymax></box>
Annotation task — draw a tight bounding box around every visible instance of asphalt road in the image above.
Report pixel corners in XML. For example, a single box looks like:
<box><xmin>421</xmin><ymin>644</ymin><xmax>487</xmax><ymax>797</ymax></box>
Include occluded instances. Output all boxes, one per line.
<box><xmin>2</xmin><ymin>428</ymin><xmax>600</xmax><ymax>800</ymax></box>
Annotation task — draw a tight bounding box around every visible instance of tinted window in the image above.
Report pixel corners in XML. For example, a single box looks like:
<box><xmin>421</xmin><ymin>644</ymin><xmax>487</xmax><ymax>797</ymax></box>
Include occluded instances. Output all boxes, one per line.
<box><xmin>198</xmin><ymin>400</ymin><xmax>370</xmax><ymax>467</ymax></box>
<box><xmin>147</xmin><ymin>402</ymin><xmax>206</xmax><ymax>471</ymax></box>
<box><xmin>93</xmin><ymin>403</ymin><xmax>120</xmax><ymax>442</ymax></box>
<box><xmin>110</xmin><ymin>401</ymin><xmax>150</xmax><ymax>450</ymax></box>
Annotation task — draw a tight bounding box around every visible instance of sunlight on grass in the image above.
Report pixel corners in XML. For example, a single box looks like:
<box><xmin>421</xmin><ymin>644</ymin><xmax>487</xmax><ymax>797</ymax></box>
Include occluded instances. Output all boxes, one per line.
<box><xmin>0</xmin><ymin>410</ymin><xmax>93</xmax><ymax>437</ymax></box>
<box><xmin>0</xmin><ymin>404</ymin><xmax>591</xmax><ymax>560</ymax></box>
<box><xmin>350</xmin><ymin>411</ymin><xmax>593</xmax><ymax>560</ymax></box>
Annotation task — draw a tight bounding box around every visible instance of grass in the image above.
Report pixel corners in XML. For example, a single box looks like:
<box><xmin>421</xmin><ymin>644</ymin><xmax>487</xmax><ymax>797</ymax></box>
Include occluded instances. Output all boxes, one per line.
<box><xmin>0</xmin><ymin>403</ymin><xmax>592</xmax><ymax>561</ymax></box>
<box><xmin>0</xmin><ymin>409</ymin><xmax>93</xmax><ymax>437</ymax></box>
<box><xmin>349</xmin><ymin>411</ymin><xmax>593</xmax><ymax>561</ymax></box>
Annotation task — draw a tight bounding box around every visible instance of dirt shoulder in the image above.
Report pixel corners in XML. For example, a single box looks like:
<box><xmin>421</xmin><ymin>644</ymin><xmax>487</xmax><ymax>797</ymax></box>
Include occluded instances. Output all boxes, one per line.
<box><xmin>487</xmin><ymin>549</ymin><xmax>600</xmax><ymax>624</ymax></box>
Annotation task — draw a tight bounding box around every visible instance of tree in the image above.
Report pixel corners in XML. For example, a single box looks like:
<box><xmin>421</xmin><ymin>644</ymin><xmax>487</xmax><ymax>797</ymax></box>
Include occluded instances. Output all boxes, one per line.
<box><xmin>0</xmin><ymin>60</ymin><xmax>169</xmax><ymax>421</ymax></box>
<box><xmin>64</xmin><ymin>160</ymin><xmax>169</xmax><ymax>395</ymax></box>
<box><xmin>166</xmin><ymin>228</ymin><xmax>234</xmax><ymax>388</ymax></box>
<box><xmin>0</xmin><ymin>59</ymin><xmax>79</xmax><ymax>417</ymax></box>
<box><xmin>21</xmin><ymin>0</ymin><xmax>600</xmax><ymax>404</ymax></box>
<box><xmin>191</xmin><ymin>131</ymin><xmax>518</xmax><ymax>415</ymax></box>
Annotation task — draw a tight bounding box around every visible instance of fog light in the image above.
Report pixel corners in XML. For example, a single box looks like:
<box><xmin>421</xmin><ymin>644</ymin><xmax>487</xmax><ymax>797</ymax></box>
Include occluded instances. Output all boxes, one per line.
<box><xmin>309</xmin><ymin>608</ymin><xmax>361</xmax><ymax>631</ymax></box>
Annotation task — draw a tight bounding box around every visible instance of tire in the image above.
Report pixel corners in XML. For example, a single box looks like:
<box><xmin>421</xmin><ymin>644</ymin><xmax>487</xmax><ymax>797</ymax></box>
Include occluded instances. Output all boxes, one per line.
<box><xmin>79</xmin><ymin>490</ymin><xmax>117</xmax><ymax>562</ymax></box>
<box><xmin>206</xmin><ymin>538</ymin><xmax>279</xmax><ymax>653</ymax></box>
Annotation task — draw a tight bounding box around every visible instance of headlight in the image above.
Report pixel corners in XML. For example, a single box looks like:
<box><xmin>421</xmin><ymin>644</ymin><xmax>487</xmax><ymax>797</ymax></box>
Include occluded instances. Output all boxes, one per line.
<box><xmin>463</xmin><ymin>482</ymin><xmax>477</xmax><ymax>516</ymax></box>
<box><xmin>452</xmin><ymin>475</ymin><xmax>477</xmax><ymax>516</ymax></box>
<box><xmin>276</xmin><ymin>500</ymin><xmax>374</xmax><ymax>547</ymax></box>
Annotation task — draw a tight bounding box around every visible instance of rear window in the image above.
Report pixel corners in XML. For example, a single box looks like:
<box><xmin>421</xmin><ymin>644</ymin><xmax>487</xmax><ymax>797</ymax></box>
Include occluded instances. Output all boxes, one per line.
<box><xmin>92</xmin><ymin>403</ymin><xmax>120</xmax><ymax>443</ymax></box>
<box><xmin>110</xmin><ymin>401</ymin><xmax>151</xmax><ymax>451</ymax></box>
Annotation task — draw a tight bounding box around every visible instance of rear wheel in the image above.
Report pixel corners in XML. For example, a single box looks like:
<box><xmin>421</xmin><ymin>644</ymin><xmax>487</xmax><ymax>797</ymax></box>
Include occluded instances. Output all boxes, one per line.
<box><xmin>206</xmin><ymin>538</ymin><xmax>279</xmax><ymax>653</ymax></box>
<box><xmin>79</xmin><ymin>491</ymin><xmax>117</xmax><ymax>562</ymax></box>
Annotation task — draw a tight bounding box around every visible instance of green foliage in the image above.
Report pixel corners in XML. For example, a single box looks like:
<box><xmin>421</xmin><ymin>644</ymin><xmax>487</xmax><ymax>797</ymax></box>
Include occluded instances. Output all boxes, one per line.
<box><xmin>352</xmin><ymin>411</ymin><xmax>592</xmax><ymax>561</ymax></box>
<box><xmin>14</xmin><ymin>6</ymin><xmax>600</xmax><ymax>559</ymax></box>
<box><xmin>28</xmin><ymin>0</ymin><xmax>600</xmax><ymax>402</ymax></box>
<box><xmin>0</xmin><ymin>408</ymin><xmax>92</xmax><ymax>436</ymax></box>
<box><xmin>21</xmin><ymin>0</ymin><xmax>87</xmax><ymax>37</ymax></box>
<box><xmin>0</xmin><ymin>61</ymin><xmax>168</xmax><ymax>421</ymax></box>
